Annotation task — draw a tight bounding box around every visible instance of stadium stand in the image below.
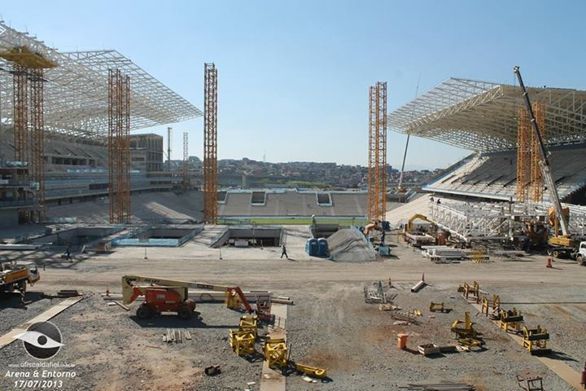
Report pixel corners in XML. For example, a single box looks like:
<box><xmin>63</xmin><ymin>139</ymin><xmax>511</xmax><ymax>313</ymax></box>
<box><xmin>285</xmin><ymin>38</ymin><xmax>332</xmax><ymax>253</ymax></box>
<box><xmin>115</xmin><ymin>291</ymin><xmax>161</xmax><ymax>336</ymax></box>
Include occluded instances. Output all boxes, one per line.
<box><xmin>218</xmin><ymin>189</ymin><xmax>367</xmax><ymax>217</ymax></box>
<box><xmin>424</xmin><ymin>144</ymin><xmax>586</xmax><ymax>203</ymax></box>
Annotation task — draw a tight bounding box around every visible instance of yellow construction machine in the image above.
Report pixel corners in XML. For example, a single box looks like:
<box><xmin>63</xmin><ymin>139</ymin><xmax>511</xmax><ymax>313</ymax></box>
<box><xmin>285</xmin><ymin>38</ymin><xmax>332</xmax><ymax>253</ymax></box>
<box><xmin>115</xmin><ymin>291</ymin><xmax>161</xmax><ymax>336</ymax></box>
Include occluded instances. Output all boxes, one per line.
<box><xmin>403</xmin><ymin>214</ymin><xmax>437</xmax><ymax>247</ymax></box>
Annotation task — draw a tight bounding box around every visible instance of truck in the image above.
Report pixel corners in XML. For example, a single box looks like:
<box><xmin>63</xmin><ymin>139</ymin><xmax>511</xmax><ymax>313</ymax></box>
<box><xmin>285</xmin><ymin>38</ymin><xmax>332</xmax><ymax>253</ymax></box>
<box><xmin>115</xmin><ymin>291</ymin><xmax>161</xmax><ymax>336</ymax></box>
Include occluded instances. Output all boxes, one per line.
<box><xmin>0</xmin><ymin>261</ymin><xmax>40</xmax><ymax>295</ymax></box>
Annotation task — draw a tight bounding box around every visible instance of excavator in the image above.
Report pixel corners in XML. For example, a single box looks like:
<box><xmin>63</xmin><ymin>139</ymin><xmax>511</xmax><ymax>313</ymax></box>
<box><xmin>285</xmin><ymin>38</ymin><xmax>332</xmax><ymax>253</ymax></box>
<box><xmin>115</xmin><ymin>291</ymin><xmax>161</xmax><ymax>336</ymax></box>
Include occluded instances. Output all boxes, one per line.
<box><xmin>403</xmin><ymin>214</ymin><xmax>437</xmax><ymax>247</ymax></box>
<box><xmin>514</xmin><ymin>67</ymin><xmax>585</xmax><ymax>265</ymax></box>
<box><xmin>121</xmin><ymin>275</ymin><xmax>272</xmax><ymax>320</ymax></box>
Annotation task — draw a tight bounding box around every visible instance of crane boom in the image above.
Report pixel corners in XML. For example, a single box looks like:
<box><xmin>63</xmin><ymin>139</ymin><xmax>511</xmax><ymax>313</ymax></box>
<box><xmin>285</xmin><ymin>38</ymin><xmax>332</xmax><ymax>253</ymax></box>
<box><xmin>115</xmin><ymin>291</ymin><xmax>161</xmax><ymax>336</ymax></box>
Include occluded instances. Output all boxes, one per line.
<box><xmin>121</xmin><ymin>275</ymin><xmax>254</xmax><ymax>313</ymax></box>
<box><xmin>513</xmin><ymin>66</ymin><xmax>569</xmax><ymax>236</ymax></box>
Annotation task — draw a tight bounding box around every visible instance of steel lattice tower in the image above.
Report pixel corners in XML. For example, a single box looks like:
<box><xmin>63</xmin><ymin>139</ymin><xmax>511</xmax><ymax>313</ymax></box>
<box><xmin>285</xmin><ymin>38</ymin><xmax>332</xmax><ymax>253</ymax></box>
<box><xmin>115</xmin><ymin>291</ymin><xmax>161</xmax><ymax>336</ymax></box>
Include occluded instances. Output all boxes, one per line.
<box><xmin>12</xmin><ymin>65</ymin><xmax>28</xmax><ymax>167</ymax></box>
<box><xmin>108</xmin><ymin>69</ymin><xmax>131</xmax><ymax>224</ymax></box>
<box><xmin>516</xmin><ymin>107</ymin><xmax>531</xmax><ymax>202</ymax></box>
<box><xmin>167</xmin><ymin>127</ymin><xmax>172</xmax><ymax>172</ymax></box>
<box><xmin>367</xmin><ymin>82</ymin><xmax>388</xmax><ymax>221</ymax></box>
<box><xmin>30</xmin><ymin>68</ymin><xmax>46</xmax><ymax>220</ymax></box>
<box><xmin>203</xmin><ymin>63</ymin><xmax>218</xmax><ymax>224</ymax></box>
<box><xmin>516</xmin><ymin>103</ymin><xmax>546</xmax><ymax>203</ymax></box>
<box><xmin>183</xmin><ymin>131</ymin><xmax>189</xmax><ymax>190</ymax></box>
<box><xmin>1</xmin><ymin>46</ymin><xmax>56</xmax><ymax>223</ymax></box>
<box><xmin>530</xmin><ymin>102</ymin><xmax>546</xmax><ymax>203</ymax></box>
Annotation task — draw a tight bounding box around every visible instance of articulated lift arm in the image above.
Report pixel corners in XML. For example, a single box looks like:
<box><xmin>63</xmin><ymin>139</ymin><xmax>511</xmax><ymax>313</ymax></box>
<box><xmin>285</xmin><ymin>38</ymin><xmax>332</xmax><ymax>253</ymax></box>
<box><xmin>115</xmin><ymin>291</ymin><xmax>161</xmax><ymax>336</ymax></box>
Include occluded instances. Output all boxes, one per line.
<box><xmin>121</xmin><ymin>275</ymin><xmax>254</xmax><ymax>313</ymax></box>
<box><xmin>513</xmin><ymin>66</ymin><xmax>569</xmax><ymax>237</ymax></box>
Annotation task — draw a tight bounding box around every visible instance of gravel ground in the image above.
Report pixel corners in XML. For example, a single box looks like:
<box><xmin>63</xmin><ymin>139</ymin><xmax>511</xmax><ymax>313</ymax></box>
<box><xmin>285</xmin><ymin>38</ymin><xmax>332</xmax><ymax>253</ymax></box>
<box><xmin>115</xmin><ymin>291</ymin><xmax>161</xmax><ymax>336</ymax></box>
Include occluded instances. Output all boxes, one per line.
<box><xmin>0</xmin><ymin>296</ymin><xmax>263</xmax><ymax>391</ymax></box>
<box><xmin>285</xmin><ymin>282</ymin><xmax>575</xmax><ymax>391</ymax></box>
<box><xmin>0</xmin><ymin>230</ymin><xmax>584</xmax><ymax>390</ymax></box>
<box><xmin>0</xmin><ymin>292</ymin><xmax>63</xmax><ymax>334</ymax></box>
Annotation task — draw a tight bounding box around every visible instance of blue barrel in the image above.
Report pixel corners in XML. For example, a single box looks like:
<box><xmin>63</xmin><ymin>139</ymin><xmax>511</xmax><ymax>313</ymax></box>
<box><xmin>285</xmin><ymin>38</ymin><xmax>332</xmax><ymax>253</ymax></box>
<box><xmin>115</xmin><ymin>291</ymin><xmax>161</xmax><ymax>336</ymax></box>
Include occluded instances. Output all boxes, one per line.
<box><xmin>305</xmin><ymin>238</ymin><xmax>318</xmax><ymax>256</ymax></box>
<box><xmin>317</xmin><ymin>238</ymin><xmax>329</xmax><ymax>257</ymax></box>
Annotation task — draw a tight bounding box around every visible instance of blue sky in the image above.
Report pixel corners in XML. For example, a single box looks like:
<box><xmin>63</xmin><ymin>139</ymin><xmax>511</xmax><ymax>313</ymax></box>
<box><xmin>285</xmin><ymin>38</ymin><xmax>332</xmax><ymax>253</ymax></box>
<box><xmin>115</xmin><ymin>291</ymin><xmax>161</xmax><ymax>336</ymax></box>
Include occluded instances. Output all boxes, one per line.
<box><xmin>2</xmin><ymin>1</ymin><xmax>585</xmax><ymax>169</ymax></box>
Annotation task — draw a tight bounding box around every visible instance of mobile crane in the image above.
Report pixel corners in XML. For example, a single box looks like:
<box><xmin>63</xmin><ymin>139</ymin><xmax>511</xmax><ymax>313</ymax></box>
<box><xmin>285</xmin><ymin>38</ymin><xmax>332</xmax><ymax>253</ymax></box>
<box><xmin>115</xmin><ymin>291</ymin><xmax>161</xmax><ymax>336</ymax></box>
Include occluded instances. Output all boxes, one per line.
<box><xmin>121</xmin><ymin>275</ymin><xmax>272</xmax><ymax>320</ymax></box>
<box><xmin>513</xmin><ymin>66</ymin><xmax>585</xmax><ymax>265</ymax></box>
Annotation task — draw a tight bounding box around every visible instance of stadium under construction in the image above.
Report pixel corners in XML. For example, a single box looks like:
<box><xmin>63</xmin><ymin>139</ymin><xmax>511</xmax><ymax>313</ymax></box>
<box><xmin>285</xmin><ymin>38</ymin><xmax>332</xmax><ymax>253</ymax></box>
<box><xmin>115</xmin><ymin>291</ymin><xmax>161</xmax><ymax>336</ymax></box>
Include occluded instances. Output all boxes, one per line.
<box><xmin>0</xmin><ymin>18</ymin><xmax>585</xmax><ymax>391</ymax></box>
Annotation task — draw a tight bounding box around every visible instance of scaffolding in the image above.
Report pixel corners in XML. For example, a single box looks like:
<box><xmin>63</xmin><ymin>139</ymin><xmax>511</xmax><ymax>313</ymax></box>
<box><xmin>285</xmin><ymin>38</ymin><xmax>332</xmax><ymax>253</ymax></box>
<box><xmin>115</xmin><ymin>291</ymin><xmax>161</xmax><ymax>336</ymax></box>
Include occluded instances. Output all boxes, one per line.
<box><xmin>203</xmin><ymin>63</ymin><xmax>218</xmax><ymax>224</ymax></box>
<box><xmin>0</xmin><ymin>44</ymin><xmax>57</xmax><ymax>222</ymax></box>
<box><xmin>368</xmin><ymin>81</ymin><xmax>388</xmax><ymax>221</ymax></box>
<box><xmin>30</xmin><ymin>68</ymin><xmax>45</xmax><ymax>220</ymax></box>
<box><xmin>12</xmin><ymin>64</ymin><xmax>28</xmax><ymax>165</ymax></box>
<box><xmin>516</xmin><ymin>107</ymin><xmax>531</xmax><ymax>202</ymax></box>
<box><xmin>108</xmin><ymin>69</ymin><xmax>131</xmax><ymax>224</ymax></box>
<box><xmin>530</xmin><ymin>102</ymin><xmax>546</xmax><ymax>202</ymax></box>
<box><xmin>516</xmin><ymin>102</ymin><xmax>547</xmax><ymax>203</ymax></box>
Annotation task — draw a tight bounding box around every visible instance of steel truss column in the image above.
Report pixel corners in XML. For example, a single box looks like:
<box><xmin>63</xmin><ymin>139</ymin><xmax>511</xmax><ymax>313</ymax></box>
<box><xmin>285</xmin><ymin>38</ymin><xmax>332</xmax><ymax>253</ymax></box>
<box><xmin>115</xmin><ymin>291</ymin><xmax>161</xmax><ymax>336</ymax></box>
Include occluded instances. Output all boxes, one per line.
<box><xmin>167</xmin><ymin>127</ymin><xmax>172</xmax><ymax>172</ymax></box>
<box><xmin>13</xmin><ymin>65</ymin><xmax>28</xmax><ymax>170</ymax></box>
<box><xmin>516</xmin><ymin>107</ymin><xmax>531</xmax><ymax>202</ymax></box>
<box><xmin>368</xmin><ymin>81</ymin><xmax>388</xmax><ymax>221</ymax></box>
<box><xmin>108</xmin><ymin>69</ymin><xmax>131</xmax><ymax>224</ymax></box>
<box><xmin>530</xmin><ymin>102</ymin><xmax>545</xmax><ymax>203</ymax></box>
<box><xmin>30</xmin><ymin>68</ymin><xmax>45</xmax><ymax>220</ymax></box>
<box><xmin>203</xmin><ymin>63</ymin><xmax>218</xmax><ymax>224</ymax></box>
<box><xmin>183</xmin><ymin>131</ymin><xmax>189</xmax><ymax>190</ymax></box>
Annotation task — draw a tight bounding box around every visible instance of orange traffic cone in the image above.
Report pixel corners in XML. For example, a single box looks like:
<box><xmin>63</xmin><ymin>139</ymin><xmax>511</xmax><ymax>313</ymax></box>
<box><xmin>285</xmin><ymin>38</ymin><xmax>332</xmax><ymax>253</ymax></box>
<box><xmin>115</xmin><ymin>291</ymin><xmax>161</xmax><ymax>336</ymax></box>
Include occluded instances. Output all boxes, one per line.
<box><xmin>546</xmin><ymin>258</ymin><xmax>553</xmax><ymax>268</ymax></box>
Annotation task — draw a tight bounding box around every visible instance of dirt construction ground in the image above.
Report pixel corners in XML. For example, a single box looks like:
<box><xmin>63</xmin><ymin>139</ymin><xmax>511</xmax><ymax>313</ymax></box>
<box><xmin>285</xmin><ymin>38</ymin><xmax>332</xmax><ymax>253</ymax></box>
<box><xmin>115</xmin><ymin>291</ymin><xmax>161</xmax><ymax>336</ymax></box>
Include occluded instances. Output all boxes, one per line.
<box><xmin>1</xmin><ymin>226</ymin><xmax>585</xmax><ymax>391</ymax></box>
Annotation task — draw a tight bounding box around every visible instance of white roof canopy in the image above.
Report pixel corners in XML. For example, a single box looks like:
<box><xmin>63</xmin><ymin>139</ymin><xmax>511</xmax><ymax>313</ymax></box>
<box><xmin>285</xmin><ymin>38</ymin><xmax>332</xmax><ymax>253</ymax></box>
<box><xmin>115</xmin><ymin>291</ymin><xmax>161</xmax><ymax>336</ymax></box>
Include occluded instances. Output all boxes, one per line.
<box><xmin>0</xmin><ymin>21</ymin><xmax>201</xmax><ymax>141</ymax></box>
<box><xmin>389</xmin><ymin>78</ymin><xmax>586</xmax><ymax>152</ymax></box>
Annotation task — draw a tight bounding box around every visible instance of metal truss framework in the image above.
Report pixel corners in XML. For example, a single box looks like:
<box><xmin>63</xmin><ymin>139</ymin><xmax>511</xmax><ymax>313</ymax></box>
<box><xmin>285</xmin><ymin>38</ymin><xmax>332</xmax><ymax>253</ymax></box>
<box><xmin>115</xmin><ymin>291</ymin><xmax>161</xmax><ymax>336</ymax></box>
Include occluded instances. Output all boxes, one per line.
<box><xmin>429</xmin><ymin>199</ymin><xmax>586</xmax><ymax>242</ymax></box>
<box><xmin>30</xmin><ymin>68</ymin><xmax>45</xmax><ymax>219</ymax></box>
<box><xmin>108</xmin><ymin>69</ymin><xmax>131</xmax><ymax>224</ymax></box>
<box><xmin>182</xmin><ymin>131</ymin><xmax>189</xmax><ymax>189</ymax></box>
<box><xmin>530</xmin><ymin>102</ymin><xmax>546</xmax><ymax>202</ymax></box>
<box><xmin>0</xmin><ymin>21</ymin><xmax>201</xmax><ymax>142</ymax></box>
<box><xmin>516</xmin><ymin>107</ymin><xmax>531</xmax><ymax>202</ymax></box>
<box><xmin>12</xmin><ymin>65</ymin><xmax>28</xmax><ymax>164</ymax></box>
<box><xmin>203</xmin><ymin>63</ymin><xmax>218</xmax><ymax>224</ymax></box>
<box><xmin>1</xmin><ymin>45</ymin><xmax>55</xmax><ymax>222</ymax></box>
<box><xmin>368</xmin><ymin>81</ymin><xmax>388</xmax><ymax>221</ymax></box>
<box><xmin>516</xmin><ymin>102</ymin><xmax>546</xmax><ymax>203</ymax></box>
<box><xmin>389</xmin><ymin>78</ymin><xmax>586</xmax><ymax>152</ymax></box>
<box><xmin>430</xmin><ymin>201</ymin><xmax>513</xmax><ymax>241</ymax></box>
<box><xmin>167</xmin><ymin>127</ymin><xmax>172</xmax><ymax>172</ymax></box>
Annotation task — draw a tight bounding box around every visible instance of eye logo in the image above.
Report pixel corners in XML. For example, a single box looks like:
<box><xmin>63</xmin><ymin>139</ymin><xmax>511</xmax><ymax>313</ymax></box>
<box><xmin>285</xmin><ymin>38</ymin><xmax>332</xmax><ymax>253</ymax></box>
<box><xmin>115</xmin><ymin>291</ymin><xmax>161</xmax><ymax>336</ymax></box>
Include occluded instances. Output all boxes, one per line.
<box><xmin>14</xmin><ymin>321</ymin><xmax>63</xmax><ymax>359</ymax></box>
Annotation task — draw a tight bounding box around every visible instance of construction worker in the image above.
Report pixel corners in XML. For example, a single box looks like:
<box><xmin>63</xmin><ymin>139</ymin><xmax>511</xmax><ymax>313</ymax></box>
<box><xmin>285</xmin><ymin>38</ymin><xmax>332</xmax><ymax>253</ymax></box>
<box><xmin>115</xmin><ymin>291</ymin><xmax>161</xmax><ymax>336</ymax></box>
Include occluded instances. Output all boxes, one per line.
<box><xmin>280</xmin><ymin>244</ymin><xmax>288</xmax><ymax>259</ymax></box>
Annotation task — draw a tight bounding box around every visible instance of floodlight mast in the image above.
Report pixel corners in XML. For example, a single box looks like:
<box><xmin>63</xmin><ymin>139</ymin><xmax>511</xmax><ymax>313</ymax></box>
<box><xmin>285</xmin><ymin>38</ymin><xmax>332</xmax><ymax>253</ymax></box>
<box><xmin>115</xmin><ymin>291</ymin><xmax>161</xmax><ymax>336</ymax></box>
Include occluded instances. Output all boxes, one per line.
<box><xmin>513</xmin><ymin>66</ymin><xmax>569</xmax><ymax>236</ymax></box>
